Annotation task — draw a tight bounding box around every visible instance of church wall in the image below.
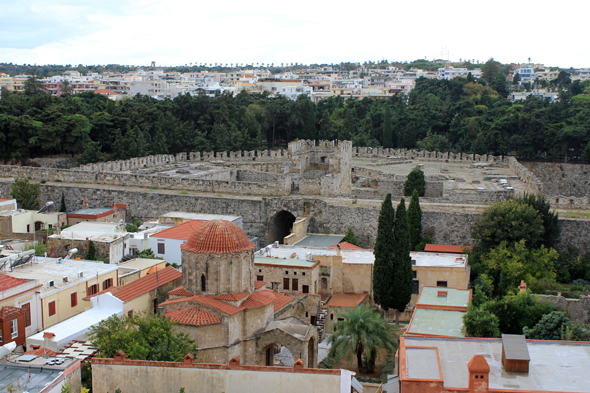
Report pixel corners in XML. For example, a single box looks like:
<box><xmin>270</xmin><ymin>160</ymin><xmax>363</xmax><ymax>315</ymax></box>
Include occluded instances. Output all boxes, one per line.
<box><xmin>342</xmin><ymin>263</ymin><xmax>373</xmax><ymax>294</ymax></box>
<box><xmin>243</xmin><ymin>304</ymin><xmax>274</xmax><ymax>338</ymax></box>
<box><xmin>275</xmin><ymin>293</ymin><xmax>321</xmax><ymax>324</ymax></box>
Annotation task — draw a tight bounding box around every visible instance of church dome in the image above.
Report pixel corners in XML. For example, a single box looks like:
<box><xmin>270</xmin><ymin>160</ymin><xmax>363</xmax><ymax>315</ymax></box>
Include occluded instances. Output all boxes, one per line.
<box><xmin>181</xmin><ymin>219</ymin><xmax>254</xmax><ymax>254</ymax></box>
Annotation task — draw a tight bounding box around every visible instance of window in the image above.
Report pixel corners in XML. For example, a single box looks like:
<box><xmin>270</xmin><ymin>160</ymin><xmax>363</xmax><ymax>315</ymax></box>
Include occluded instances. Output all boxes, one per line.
<box><xmin>285</xmin><ymin>271</ymin><xmax>289</xmax><ymax>274</ymax></box>
<box><xmin>22</xmin><ymin>303</ymin><xmax>31</xmax><ymax>327</ymax></box>
<box><xmin>272</xmin><ymin>282</ymin><xmax>279</xmax><ymax>290</ymax></box>
<box><xmin>412</xmin><ymin>270</ymin><xmax>417</xmax><ymax>279</ymax></box>
<box><xmin>293</xmin><ymin>272</ymin><xmax>297</xmax><ymax>275</ymax></box>
<box><xmin>103</xmin><ymin>278</ymin><xmax>113</xmax><ymax>290</ymax></box>
<box><xmin>412</xmin><ymin>280</ymin><xmax>419</xmax><ymax>295</ymax></box>
<box><xmin>87</xmin><ymin>284</ymin><xmax>99</xmax><ymax>296</ymax></box>
<box><xmin>437</xmin><ymin>281</ymin><xmax>448</xmax><ymax>288</ymax></box>
<box><xmin>48</xmin><ymin>301</ymin><xmax>56</xmax><ymax>316</ymax></box>
<box><xmin>157</xmin><ymin>242</ymin><xmax>165</xmax><ymax>254</ymax></box>
<box><xmin>330</xmin><ymin>314</ymin><xmax>334</xmax><ymax>320</ymax></box>
<box><xmin>283</xmin><ymin>278</ymin><xmax>290</xmax><ymax>290</ymax></box>
<box><xmin>292</xmin><ymin>279</ymin><xmax>299</xmax><ymax>291</ymax></box>
<box><xmin>27</xmin><ymin>225</ymin><xmax>30</xmax><ymax>233</ymax></box>
<box><xmin>71</xmin><ymin>292</ymin><xmax>78</xmax><ymax>307</ymax></box>
<box><xmin>201</xmin><ymin>275</ymin><xmax>207</xmax><ymax>292</ymax></box>
<box><xmin>128</xmin><ymin>310</ymin><xmax>133</xmax><ymax>318</ymax></box>
<box><xmin>302</xmin><ymin>272</ymin><xmax>305</xmax><ymax>276</ymax></box>
<box><xmin>305</xmin><ymin>312</ymin><xmax>309</xmax><ymax>318</ymax></box>
<box><xmin>256</xmin><ymin>275</ymin><xmax>264</xmax><ymax>281</ymax></box>
<box><xmin>10</xmin><ymin>320</ymin><xmax>17</xmax><ymax>339</ymax></box>
<box><xmin>302</xmin><ymin>285</ymin><xmax>309</xmax><ymax>294</ymax></box>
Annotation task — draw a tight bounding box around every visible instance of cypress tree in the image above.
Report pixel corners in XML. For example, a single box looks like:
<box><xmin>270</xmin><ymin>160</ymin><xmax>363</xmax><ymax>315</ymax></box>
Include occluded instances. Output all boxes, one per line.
<box><xmin>343</xmin><ymin>228</ymin><xmax>359</xmax><ymax>246</ymax></box>
<box><xmin>408</xmin><ymin>190</ymin><xmax>422</xmax><ymax>251</ymax></box>
<box><xmin>59</xmin><ymin>192</ymin><xmax>66</xmax><ymax>212</ymax></box>
<box><xmin>382</xmin><ymin>106</ymin><xmax>393</xmax><ymax>148</ymax></box>
<box><xmin>86</xmin><ymin>240</ymin><xmax>96</xmax><ymax>260</ymax></box>
<box><xmin>404</xmin><ymin>167</ymin><xmax>425</xmax><ymax>196</ymax></box>
<box><xmin>373</xmin><ymin>194</ymin><xmax>395</xmax><ymax>310</ymax></box>
<box><xmin>391</xmin><ymin>198</ymin><xmax>414</xmax><ymax>324</ymax></box>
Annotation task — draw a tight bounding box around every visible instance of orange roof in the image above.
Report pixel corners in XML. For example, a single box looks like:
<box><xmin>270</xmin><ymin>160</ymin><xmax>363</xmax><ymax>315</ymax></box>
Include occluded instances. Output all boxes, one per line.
<box><xmin>188</xmin><ymin>295</ymin><xmax>244</xmax><ymax>315</ymax></box>
<box><xmin>326</xmin><ymin>293</ymin><xmax>368</xmax><ymax>308</ymax></box>
<box><xmin>87</xmin><ymin>267</ymin><xmax>181</xmax><ymax>302</ymax></box>
<box><xmin>146</xmin><ymin>265</ymin><xmax>165</xmax><ymax>275</ymax></box>
<box><xmin>165</xmin><ymin>308</ymin><xmax>221</xmax><ymax>326</ymax></box>
<box><xmin>0</xmin><ymin>198</ymin><xmax>15</xmax><ymax>202</ymax></box>
<box><xmin>424</xmin><ymin>244</ymin><xmax>472</xmax><ymax>254</ymax></box>
<box><xmin>0</xmin><ymin>274</ymin><xmax>31</xmax><ymax>292</ymax></box>
<box><xmin>0</xmin><ymin>306</ymin><xmax>24</xmax><ymax>320</ymax></box>
<box><xmin>241</xmin><ymin>289</ymin><xmax>276</xmax><ymax>309</ymax></box>
<box><xmin>211</xmin><ymin>292</ymin><xmax>249</xmax><ymax>301</ymax></box>
<box><xmin>94</xmin><ymin>89</ymin><xmax>119</xmax><ymax>95</ymax></box>
<box><xmin>168</xmin><ymin>286</ymin><xmax>193</xmax><ymax>297</ymax></box>
<box><xmin>328</xmin><ymin>242</ymin><xmax>364</xmax><ymax>250</ymax></box>
<box><xmin>181</xmin><ymin>220</ymin><xmax>254</xmax><ymax>254</ymax></box>
<box><xmin>152</xmin><ymin>220</ymin><xmax>206</xmax><ymax>241</ymax></box>
<box><xmin>25</xmin><ymin>347</ymin><xmax>58</xmax><ymax>357</ymax></box>
<box><xmin>267</xmin><ymin>290</ymin><xmax>293</xmax><ymax>311</ymax></box>
<box><xmin>254</xmin><ymin>281</ymin><xmax>266</xmax><ymax>289</ymax></box>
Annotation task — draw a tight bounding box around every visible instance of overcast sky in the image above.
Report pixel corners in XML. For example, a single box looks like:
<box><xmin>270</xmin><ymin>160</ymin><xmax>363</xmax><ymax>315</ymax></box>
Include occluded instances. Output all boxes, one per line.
<box><xmin>1</xmin><ymin>0</ymin><xmax>587</xmax><ymax>69</ymax></box>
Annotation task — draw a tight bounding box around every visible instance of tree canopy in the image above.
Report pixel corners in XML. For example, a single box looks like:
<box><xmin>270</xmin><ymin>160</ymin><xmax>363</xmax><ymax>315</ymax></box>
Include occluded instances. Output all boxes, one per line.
<box><xmin>373</xmin><ymin>194</ymin><xmax>395</xmax><ymax>310</ymax></box>
<box><xmin>407</xmin><ymin>189</ymin><xmax>422</xmax><ymax>250</ymax></box>
<box><xmin>342</xmin><ymin>228</ymin><xmax>359</xmax><ymax>246</ymax></box>
<box><xmin>391</xmin><ymin>198</ymin><xmax>413</xmax><ymax>322</ymax></box>
<box><xmin>10</xmin><ymin>177</ymin><xmax>40</xmax><ymax>210</ymax></box>
<box><xmin>404</xmin><ymin>168</ymin><xmax>425</xmax><ymax>197</ymax></box>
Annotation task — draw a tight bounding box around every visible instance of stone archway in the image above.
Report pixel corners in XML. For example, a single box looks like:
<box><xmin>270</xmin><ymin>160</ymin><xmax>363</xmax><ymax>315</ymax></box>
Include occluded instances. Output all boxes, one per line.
<box><xmin>268</xmin><ymin>210</ymin><xmax>296</xmax><ymax>244</ymax></box>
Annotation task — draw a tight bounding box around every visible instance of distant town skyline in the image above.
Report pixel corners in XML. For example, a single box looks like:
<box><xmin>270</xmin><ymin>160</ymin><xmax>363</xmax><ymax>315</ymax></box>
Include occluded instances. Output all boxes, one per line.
<box><xmin>1</xmin><ymin>0</ymin><xmax>588</xmax><ymax>69</ymax></box>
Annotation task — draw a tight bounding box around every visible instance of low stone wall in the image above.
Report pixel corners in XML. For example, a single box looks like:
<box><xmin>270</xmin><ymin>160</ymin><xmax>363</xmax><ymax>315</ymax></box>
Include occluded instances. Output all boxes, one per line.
<box><xmin>508</xmin><ymin>157</ymin><xmax>542</xmax><ymax>194</ymax></box>
<box><xmin>300</xmin><ymin>179</ymin><xmax>321</xmax><ymax>195</ymax></box>
<box><xmin>30</xmin><ymin>157</ymin><xmax>78</xmax><ymax>169</ymax></box>
<box><xmin>536</xmin><ymin>294</ymin><xmax>590</xmax><ymax>324</ymax></box>
<box><xmin>521</xmin><ymin>161</ymin><xmax>590</xmax><ymax>197</ymax></box>
<box><xmin>236</xmin><ymin>170</ymin><xmax>285</xmax><ymax>183</ymax></box>
<box><xmin>549</xmin><ymin>196</ymin><xmax>590</xmax><ymax>210</ymax></box>
<box><xmin>377</xmin><ymin>179</ymin><xmax>444</xmax><ymax>198</ymax></box>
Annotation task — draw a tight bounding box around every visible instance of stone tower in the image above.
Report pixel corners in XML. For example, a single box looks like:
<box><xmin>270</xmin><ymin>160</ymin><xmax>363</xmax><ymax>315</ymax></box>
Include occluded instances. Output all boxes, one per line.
<box><xmin>180</xmin><ymin>220</ymin><xmax>255</xmax><ymax>295</ymax></box>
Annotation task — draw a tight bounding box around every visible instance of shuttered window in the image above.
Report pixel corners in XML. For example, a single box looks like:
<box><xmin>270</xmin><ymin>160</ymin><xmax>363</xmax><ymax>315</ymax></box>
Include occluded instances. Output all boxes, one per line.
<box><xmin>48</xmin><ymin>301</ymin><xmax>56</xmax><ymax>316</ymax></box>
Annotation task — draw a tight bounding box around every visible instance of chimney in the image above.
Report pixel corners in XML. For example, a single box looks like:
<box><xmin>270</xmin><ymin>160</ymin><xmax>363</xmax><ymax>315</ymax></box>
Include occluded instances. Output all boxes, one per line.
<box><xmin>501</xmin><ymin>334</ymin><xmax>530</xmax><ymax>373</ymax></box>
<box><xmin>468</xmin><ymin>354</ymin><xmax>490</xmax><ymax>393</ymax></box>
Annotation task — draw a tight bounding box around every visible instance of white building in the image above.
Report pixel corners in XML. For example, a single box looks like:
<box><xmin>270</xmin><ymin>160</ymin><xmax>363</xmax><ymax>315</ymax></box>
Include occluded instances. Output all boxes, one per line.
<box><xmin>148</xmin><ymin>220</ymin><xmax>206</xmax><ymax>265</ymax></box>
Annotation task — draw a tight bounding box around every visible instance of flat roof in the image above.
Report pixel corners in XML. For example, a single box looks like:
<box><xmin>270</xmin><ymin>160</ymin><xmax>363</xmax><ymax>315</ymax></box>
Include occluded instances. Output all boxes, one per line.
<box><xmin>61</xmin><ymin>222</ymin><xmax>125</xmax><ymax>234</ymax></box>
<box><xmin>159</xmin><ymin>212</ymin><xmax>241</xmax><ymax>222</ymax></box>
<box><xmin>406</xmin><ymin>347</ymin><xmax>441</xmax><ymax>379</ymax></box>
<box><xmin>117</xmin><ymin>258</ymin><xmax>165</xmax><ymax>271</ymax></box>
<box><xmin>407</xmin><ymin>308</ymin><xmax>465</xmax><ymax>337</ymax></box>
<box><xmin>0</xmin><ymin>360</ymin><xmax>78</xmax><ymax>392</ymax></box>
<box><xmin>410</xmin><ymin>251</ymin><xmax>467</xmax><ymax>268</ymax></box>
<box><xmin>404</xmin><ymin>336</ymin><xmax>590</xmax><ymax>391</ymax></box>
<box><xmin>292</xmin><ymin>234</ymin><xmax>345</xmax><ymax>247</ymax></box>
<box><xmin>68</xmin><ymin>207</ymin><xmax>115</xmax><ymax>215</ymax></box>
<box><xmin>417</xmin><ymin>287</ymin><xmax>470</xmax><ymax>308</ymax></box>
<box><xmin>254</xmin><ymin>256</ymin><xmax>318</xmax><ymax>268</ymax></box>
<box><xmin>257</xmin><ymin>245</ymin><xmax>375</xmax><ymax>264</ymax></box>
<box><xmin>5</xmin><ymin>257</ymin><xmax>118</xmax><ymax>296</ymax></box>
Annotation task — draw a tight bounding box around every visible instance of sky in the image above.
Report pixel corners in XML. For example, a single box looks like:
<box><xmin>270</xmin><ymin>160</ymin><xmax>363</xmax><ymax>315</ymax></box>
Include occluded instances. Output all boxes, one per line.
<box><xmin>0</xmin><ymin>0</ymin><xmax>587</xmax><ymax>69</ymax></box>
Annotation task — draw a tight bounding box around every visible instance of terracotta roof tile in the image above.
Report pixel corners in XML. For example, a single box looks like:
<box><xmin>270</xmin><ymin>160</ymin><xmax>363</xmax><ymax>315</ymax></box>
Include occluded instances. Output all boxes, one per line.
<box><xmin>210</xmin><ymin>292</ymin><xmax>249</xmax><ymax>301</ymax></box>
<box><xmin>0</xmin><ymin>306</ymin><xmax>24</xmax><ymax>320</ymax></box>
<box><xmin>326</xmin><ymin>293</ymin><xmax>368</xmax><ymax>308</ymax></box>
<box><xmin>0</xmin><ymin>274</ymin><xmax>31</xmax><ymax>292</ymax></box>
<box><xmin>146</xmin><ymin>265</ymin><xmax>165</xmax><ymax>275</ymax></box>
<box><xmin>165</xmin><ymin>308</ymin><xmax>221</xmax><ymax>326</ymax></box>
<box><xmin>424</xmin><ymin>244</ymin><xmax>472</xmax><ymax>254</ymax></box>
<box><xmin>168</xmin><ymin>286</ymin><xmax>193</xmax><ymax>297</ymax></box>
<box><xmin>254</xmin><ymin>281</ymin><xmax>266</xmax><ymax>289</ymax></box>
<box><xmin>267</xmin><ymin>290</ymin><xmax>293</xmax><ymax>311</ymax></box>
<box><xmin>328</xmin><ymin>242</ymin><xmax>364</xmax><ymax>250</ymax></box>
<box><xmin>151</xmin><ymin>220</ymin><xmax>206</xmax><ymax>240</ymax></box>
<box><xmin>24</xmin><ymin>347</ymin><xmax>58</xmax><ymax>357</ymax></box>
<box><xmin>181</xmin><ymin>220</ymin><xmax>254</xmax><ymax>254</ymax></box>
<box><xmin>241</xmin><ymin>290</ymin><xmax>276</xmax><ymax>310</ymax></box>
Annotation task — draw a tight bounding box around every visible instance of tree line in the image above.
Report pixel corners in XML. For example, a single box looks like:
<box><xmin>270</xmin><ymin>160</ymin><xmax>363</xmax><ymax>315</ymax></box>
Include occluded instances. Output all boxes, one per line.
<box><xmin>1</xmin><ymin>59</ymin><xmax>589</xmax><ymax>164</ymax></box>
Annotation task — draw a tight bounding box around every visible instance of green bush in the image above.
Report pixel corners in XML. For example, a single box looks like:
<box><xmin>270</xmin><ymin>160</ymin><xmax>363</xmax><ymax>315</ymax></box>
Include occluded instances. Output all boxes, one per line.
<box><xmin>404</xmin><ymin>168</ymin><xmax>425</xmax><ymax>197</ymax></box>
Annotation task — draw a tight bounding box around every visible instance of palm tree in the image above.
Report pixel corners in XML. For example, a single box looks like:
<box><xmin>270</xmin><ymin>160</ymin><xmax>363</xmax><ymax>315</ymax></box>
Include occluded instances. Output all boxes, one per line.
<box><xmin>327</xmin><ymin>304</ymin><xmax>397</xmax><ymax>373</ymax></box>
<box><xmin>61</xmin><ymin>80</ymin><xmax>73</xmax><ymax>95</ymax></box>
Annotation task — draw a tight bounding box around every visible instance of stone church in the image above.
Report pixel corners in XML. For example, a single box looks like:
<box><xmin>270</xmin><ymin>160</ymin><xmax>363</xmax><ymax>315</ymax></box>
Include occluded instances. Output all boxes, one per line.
<box><xmin>159</xmin><ymin>220</ymin><xmax>319</xmax><ymax>367</ymax></box>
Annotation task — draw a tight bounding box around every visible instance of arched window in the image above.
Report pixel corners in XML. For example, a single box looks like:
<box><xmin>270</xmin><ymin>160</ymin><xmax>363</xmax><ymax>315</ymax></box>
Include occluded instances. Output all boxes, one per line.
<box><xmin>201</xmin><ymin>274</ymin><xmax>206</xmax><ymax>292</ymax></box>
<box><xmin>321</xmin><ymin>277</ymin><xmax>328</xmax><ymax>290</ymax></box>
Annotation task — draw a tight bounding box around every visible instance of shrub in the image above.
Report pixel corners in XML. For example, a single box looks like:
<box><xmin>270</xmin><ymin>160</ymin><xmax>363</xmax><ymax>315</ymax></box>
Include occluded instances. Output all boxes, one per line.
<box><xmin>404</xmin><ymin>168</ymin><xmax>425</xmax><ymax>197</ymax></box>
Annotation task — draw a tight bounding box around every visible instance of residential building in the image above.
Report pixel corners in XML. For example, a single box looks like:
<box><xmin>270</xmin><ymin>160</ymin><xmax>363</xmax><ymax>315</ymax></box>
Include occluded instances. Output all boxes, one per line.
<box><xmin>127</xmin><ymin>223</ymin><xmax>173</xmax><ymax>254</ymax></box>
<box><xmin>4</xmin><ymin>255</ymin><xmax>118</xmax><ymax>329</ymax></box>
<box><xmin>0</xmin><ymin>272</ymin><xmax>42</xmax><ymax>337</ymax></box>
<box><xmin>66</xmin><ymin>204</ymin><xmax>127</xmax><ymax>226</ymax></box>
<box><xmin>254</xmin><ymin>255</ymin><xmax>320</xmax><ymax>294</ymax></box>
<box><xmin>0</xmin><ymin>198</ymin><xmax>16</xmax><ymax>213</ymax></box>
<box><xmin>47</xmin><ymin>222</ymin><xmax>131</xmax><ymax>263</ymax></box>
<box><xmin>0</xmin><ymin>209</ymin><xmax>67</xmax><ymax>241</ymax></box>
<box><xmin>148</xmin><ymin>220</ymin><xmax>206</xmax><ymax>264</ymax></box>
<box><xmin>158</xmin><ymin>212</ymin><xmax>242</xmax><ymax>228</ymax></box>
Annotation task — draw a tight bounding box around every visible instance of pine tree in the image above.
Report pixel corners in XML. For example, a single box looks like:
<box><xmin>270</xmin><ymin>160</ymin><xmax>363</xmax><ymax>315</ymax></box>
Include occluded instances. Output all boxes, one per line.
<box><xmin>373</xmin><ymin>194</ymin><xmax>395</xmax><ymax>310</ymax></box>
<box><xmin>59</xmin><ymin>192</ymin><xmax>66</xmax><ymax>212</ymax></box>
<box><xmin>86</xmin><ymin>240</ymin><xmax>96</xmax><ymax>260</ymax></box>
<box><xmin>404</xmin><ymin>167</ymin><xmax>425</xmax><ymax>196</ymax></box>
<box><xmin>408</xmin><ymin>190</ymin><xmax>422</xmax><ymax>251</ymax></box>
<box><xmin>343</xmin><ymin>228</ymin><xmax>359</xmax><ymax>246</ymax></box>
<box><xmin>382</xmin><ymin>106</ymin><xmax>393</xmax><ymax>148</ymax></box>
<box><xmin>391</xmin><ymin>198</ymin><xmax>413</xmax><ymax>324</ymax></box>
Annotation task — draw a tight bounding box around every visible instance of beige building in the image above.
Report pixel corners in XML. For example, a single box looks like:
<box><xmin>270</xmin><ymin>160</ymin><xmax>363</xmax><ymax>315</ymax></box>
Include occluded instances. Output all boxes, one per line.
<box><xmin>254</xmin><ymin>255</ymin><xmax>320</xmax><ymax>295</ymax></box>
<box><xmin>4</xmin><ymin>256</ymin><xmax>118</xmax><ymax>329</ymax></box>
<box><xmin>159</xmin><ymin>220</ymin><xmax>320</xmax><ymax>367</ymax></box>
<box><xmin>0</xmin><ymin>272</ymin><xmax>42</xmax><ymax>337</ymax></box>
<box><xmin>66</xmin><ymin>204</ymin><xmax>126</xmax><ymax>226</ymax></box>
<box><xmin>0</xmin><ymin>209</ymin><xmax>67</xmax><ymax>241</ymax></box>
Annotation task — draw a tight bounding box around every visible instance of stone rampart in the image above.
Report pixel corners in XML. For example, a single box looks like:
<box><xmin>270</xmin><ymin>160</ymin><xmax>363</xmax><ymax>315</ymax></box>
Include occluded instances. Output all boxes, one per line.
<box><xmin>508</xmin><ymin>157</ymin><xmax>542</xmax><ymax>195</ymax></box>
<box><xmin>521</xmin><ymin>161</ymin><xmax>590</xmax><ymax>197</ymax></box>
<box><xmin>549</xmin><ymin>196</ymin><xmax>590</xmax><ymax>210</ymax></box>
<box><xmin>536</xmin><ymin>294</ymin><xmax>590</xmax><ymax>324</ymax></box>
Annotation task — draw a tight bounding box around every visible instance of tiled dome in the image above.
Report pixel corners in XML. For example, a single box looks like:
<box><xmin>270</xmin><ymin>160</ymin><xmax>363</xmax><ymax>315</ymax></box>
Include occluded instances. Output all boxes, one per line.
<box><xmin>181</xmin><ymin>219</ymin><xmax>254</xmax><ymax>254</ymax></box>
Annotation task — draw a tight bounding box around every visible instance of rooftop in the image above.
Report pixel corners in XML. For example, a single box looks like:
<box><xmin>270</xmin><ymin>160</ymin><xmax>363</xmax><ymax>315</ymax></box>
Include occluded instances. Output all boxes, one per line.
<box><xmin>325</xmin><ymin>293</ymin><xmax>368</xmax><ymax>308</ymax></box>
<box><xmin>256</xmin><ymin>245</ymin><xmax>375</xmax><ymax>265</ymax></box>
<box><xmin>181</xmin><ymin>220</ymin><xmax>254</xmax><ymax>254</ymax></box>
<box><xmin>254</xmin><ymin>256</ymin><xmax>319</xmax><ymax>269</ymax></box>
<box><xmin>68</xmin><ymin>206</ymin><xmax>118</xmax><ymax>216</ymax></box>
<box><xmin>407</xmin><ymin>308</ymin><xmax>465</xmax><ymax>337</ymax></box>
<box><xmin>403</xmin><ymin>336</ymin><xmax>590</xmax><ymax>392</ymax></box>
<box><xmin>159</xmin><ymin>212</ymin><xmax>241</xmax><ymax>224</ymax></box>
<box><xmin>117</xmin><ymin>258</ymin><xmax>165</xmax><ymax>271</ymax></box>
<box><xmin>292</xmin><ymin>234</ymin><xmax>345</xmax><ymax>247</ymax></box>
<box><xmin>327</xmin><ymin>242</ymin><xmax>364</xmax><ymax>250</ymax></box>
<box><xmin>0</xmin><ymin>357</ymin><xmax>79</xmax><ymax>393</ymax></box>
<box><xmin>417</xmin><ymin>287</ymin><xmax>471</xmax><ymax>308</ymax></box>
<box><xmin>165</xmin><ymin>308</ymin><xmax>221</xmax><ymax>326</ymax></box>
<box><xmin>151</xmin><ymin>220</ymin><xmax>206</xmax><ymax>240</ymax></box>
<box><xmin>424</xmin><ymin>244</ymin><xmax>473</xmax><ymax>254</ymax></box>
<box><xmin>410</xmin><ymin>251</ymin><xmax>467</xmax><ymax>268</ymax></box>
<box><xmin>5</xmin><ymin>257</ymin><xmax>118</xmax><ymax>297</ymax></box>
<box><xmin>0</xmin><ymin>273</ymin><xmax>32</xmax><ymax>292</ymax></box>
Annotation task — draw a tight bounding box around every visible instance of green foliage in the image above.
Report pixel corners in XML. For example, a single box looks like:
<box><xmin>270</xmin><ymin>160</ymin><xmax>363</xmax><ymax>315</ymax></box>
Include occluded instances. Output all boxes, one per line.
<box><xmin>407</xmin><ymin>190</ymin><xmax>422</xmax><ymax>250</ymax></box>
<box><xmin>10</xmin><ymin>177</ymin><xmax>40</xmax><ymax>210</ymax></box>
<box><xmin>561</xmin><ymin>322</ymin><xmax>590</xmax><ymax>341</ymax></box>
<box><xmin>380</xmin><ymin>352</ymin><xmax>396</xmax><ymax>384</ymax></box>
<box><xmin>86</xmin><ymin>240</ymin><xmax>96</xmax><ymax>260</ymax></box>
<box><xmin>382</xmin><ymin>106</ymin><xmax>393</xmax><ymax>148</ymax></box>
<box><xmin>137</xmin><ymin>248</ymin><xmax>163</xmax><ymax>260</ymax></box>
<box><xmin>327</xmin><ymin>305</ymin><xmax>397</xmax><ymax>373</ymax></box>
<box><xmin>523</xmin><ymin>311</ymin><xmax>570</xmax><ymax>340</ymax></box>
<box><xmin>59</xmin><ymin>192</ymin><xmax>66</xmax><ymax>212</ymax></box>
<box><xmin>373</xmin><ymin>194</ymin><xmax>395</xmax><ymax>310</ymax></box>
<box><xmin>77</xmin><ymin>140</ymin><xmax>105</xmax><ymax>164</ymax></box>
<box><xmin>391</xmin><ymin>198</ymin><xmax>413</xmax><ymax>316</ymax></box>
<box><xmin>61</xmin><ymin>383</ymin><xmax>71</xmax><ymax>393</ymax></box>
<box><xmin>404</xmin><ymin>168</ymin><xmax>425</xmax><ymax>197</ymax></box>
<box><xmin>89</xmin><ymin>312</ymin><xmax>197</xmax><ymax>362</ymax></box>
<box><xmin>518</xmin><ymin>193</ymin><xmax>561</xmax><ymax>249</ymax></box>
<box><xmin>462</xmin><ymin>305</ymin><xmax>500</xmax><ymax>338</ymax></box>
<box><xmin>414</xmin><ymin>236</ymin><xmax>432</xmax><ymax>252</ymax></box>
<box><xmin>342</xmin><ymin>228</ymin><xmax>359</xmax><ymax>246</ymax></box>
<box><xmin>471</xmin><ymin>273</ymin><xmax>493</xmax><ymax>307</ymax></box>
<box><xmin>470</xmin><ymin>199</ymin><xmax>544</xmax><ymax>252</ymax></box>
<box><xmin>126</xmin><ymin>219</ymin><xmax>143</xmax><ymax>233</ymax></box>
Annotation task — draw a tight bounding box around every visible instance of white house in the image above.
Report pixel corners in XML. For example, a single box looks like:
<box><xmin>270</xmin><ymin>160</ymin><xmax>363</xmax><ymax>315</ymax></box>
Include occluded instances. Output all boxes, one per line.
<box><xmin>148</xmin><ymin>220</ymin><xmax>206</xmax><ymax>265</ymax></box>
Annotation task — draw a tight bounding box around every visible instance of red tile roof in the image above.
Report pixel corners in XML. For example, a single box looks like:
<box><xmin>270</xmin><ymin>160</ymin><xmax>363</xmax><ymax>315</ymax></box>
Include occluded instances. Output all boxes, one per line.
<box><xmin>0</xmin><ymin>198</ymin><xmax>15</xmax><ymax>202</ymax></box>
<box><xmin>146</xmin><ymin>265</ymin><xmax>165</xmax><ymax>275</ymax></box>
<box><xmin>0</xmin><ymin>274</ymin><xmax>31</xmax><ymax>292</ymax></box>
<box><xmin>181</xmin><ymin>220</ymin><xmax>254</xmax><ymax>254</ymax></box>
<box><xmin>211</xmin><ymin>292</ymin><xmax>249</xmax><ymax>301</ymax></box>
<box><xmin>424</xmin><ymin>244</ymin><xmax>472</xmax><ymax>254</ymax></box>
<box><xmin>328</xmin><ymin>242</ymin><xmax>364</xmax><ymax>250</ymax></box>
<box><xmin>241</xmin><ymin>290</ymin><xmax>276</xmax><ymax>310</ymax></box>
<box><xmin>86</xmin><ymin>267</ymin><xmax>181</xmax><ymax>302</ymax></box>
<box><xmin>0</xmin><ymin>306</ymin><xmax>24</xmax><ymax>320</ymax></box>
<box><xmin>190</xmin><ymin>295</ymin><xmax>244</xmax><ymax>315</ymax></box>
<box><xmin>254</xmin><ymin>281</ymin><xmax>266</xmax><ymax>289</ymax></box>
<box><xmin>266</xmin><ymin>290</ymin><xmax>293</xmax><ymax>311</ymax></box>
<box><xmin>94</xmin><ymin>89</ymin><xmax>119</xmax><ymax>95</ymax></box>
<box><xmin>151</xmin><ymin>220</ymin><xmax>206</xmax><ymax>240</ymax></box>
<box><xmin>168</xmin><ymin>286</ymin><xmax>193</xmax><ymax>297</ymax></box>
<box><xmin>25</xmin><ymin>347</ymin><xmax>58</xmax><ymax>357</ymax></box>
<box><xmin>165</xmin><ymin>308</ymin><xmax>221</xmax><ymax>326</ymax></box>
<box><xmin>326</xmin><ymin>293</ymin><xmax>368</xmax><ymax>308</ymax></box>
